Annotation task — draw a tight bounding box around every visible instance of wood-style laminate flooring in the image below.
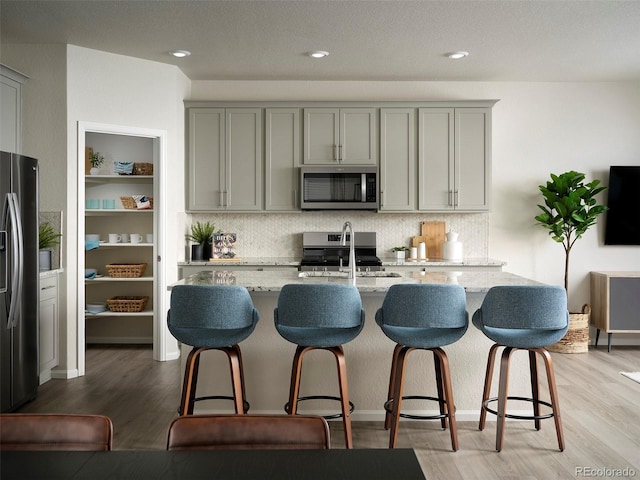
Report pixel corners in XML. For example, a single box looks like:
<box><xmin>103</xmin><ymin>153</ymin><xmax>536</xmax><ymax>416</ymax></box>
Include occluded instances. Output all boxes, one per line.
<box><xmin>18</xmin><ymin>344</ymin><xmax>640</xmax><ymax>479</ymax></box>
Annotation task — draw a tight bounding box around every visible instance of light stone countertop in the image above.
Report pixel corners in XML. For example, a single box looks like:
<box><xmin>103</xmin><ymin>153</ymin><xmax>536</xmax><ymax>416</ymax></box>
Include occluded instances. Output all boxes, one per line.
<box><xmin>171</xmin><ymin>269</ymin><xmax>539</xmax><ymax>293</ymax></box>
<box><xmin>178</xmin><ymin>257</ymin><xmax>505</xmax><ymax>268</ymax></box>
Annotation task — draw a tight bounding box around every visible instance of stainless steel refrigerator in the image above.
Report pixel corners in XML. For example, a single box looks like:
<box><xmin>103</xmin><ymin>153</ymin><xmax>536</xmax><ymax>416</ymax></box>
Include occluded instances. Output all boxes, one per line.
<box><xmin>1</xmin><ymin>151</ymin><xmax>39</xmax><ymax>412</ymax></box>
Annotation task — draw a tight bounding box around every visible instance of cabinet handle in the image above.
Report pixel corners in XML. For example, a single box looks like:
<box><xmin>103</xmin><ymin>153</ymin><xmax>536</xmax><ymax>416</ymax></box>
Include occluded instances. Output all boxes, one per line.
<box><xmin>380</xmin><ymin>191</ymin><xmax>384</xmax><ymax>207</ymax></box>
<box><xmin>448</xmin><ymin>190</ymin><xmax>454</xmax><ymax>206</ymax></box>
<box><xmin>338</xmin><ymin>145</ymin><xmax>343</xmax><ymax>163</ymax></box>
<box><xmin>454</xmin><ymin>190</ymin><xmax>459</xmax><ymax>207</ymax></box>
<box><xmin>334</xmin><ymin>145</ymin><xmax>339</xmax><ymax>162</ymax></box>
<box><xmin>41</xmin><ymin>285</ymin><xmax>56</xmax><ymax>291</ymax></box>
<box><xmin>293</xmin><ymin>189</ymin><xmax>298</xmax><ymax>207</ymax></box>
<box><xmin>219</xmin><ymin>191</ymin><xmax>224</xmax><ymax>207</ymax></box>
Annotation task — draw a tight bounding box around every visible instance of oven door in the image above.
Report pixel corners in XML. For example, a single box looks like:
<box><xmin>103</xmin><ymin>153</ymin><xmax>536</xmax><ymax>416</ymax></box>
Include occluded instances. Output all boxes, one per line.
<box><xmin>300</xmin><ymin>166</ymin><xmax>378</xmax><ymax>210</ymax></box>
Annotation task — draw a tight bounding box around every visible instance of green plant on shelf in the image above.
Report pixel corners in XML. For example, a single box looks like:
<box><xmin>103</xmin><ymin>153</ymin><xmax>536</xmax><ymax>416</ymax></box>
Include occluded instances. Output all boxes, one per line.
<box><xmin>39</xmin><ymin>221</ymin><xmax>62</xmax><ymax>250</ymax></box>
<box><xmin>89</xmin><ymin>151</ymin><xmax>105</xmax><ymax>168</ymax></box>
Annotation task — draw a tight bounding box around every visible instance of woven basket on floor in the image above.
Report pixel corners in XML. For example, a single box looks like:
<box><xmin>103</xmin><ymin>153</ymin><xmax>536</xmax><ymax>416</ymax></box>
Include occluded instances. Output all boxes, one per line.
<box><xmin>547</xmin><ymin>304</ymin><xmax>590</xmax><ymax>354</ymax></box>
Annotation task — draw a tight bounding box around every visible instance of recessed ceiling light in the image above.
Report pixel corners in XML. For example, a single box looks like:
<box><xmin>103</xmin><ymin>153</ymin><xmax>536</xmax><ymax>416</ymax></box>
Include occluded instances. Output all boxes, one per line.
<box><xmin>170</xmin><ymin>50</ymin><xmax>191</xmax><ymax>58</ymax></box>
<box><xmin>308</xmin><ymin>51</ymin><xmax>329</xmax><ymax>59</ymax></box>
<box><xmin>447</xmin><ymin>51</ymin><xmax>469</xmax><ymax>60</ymax></box>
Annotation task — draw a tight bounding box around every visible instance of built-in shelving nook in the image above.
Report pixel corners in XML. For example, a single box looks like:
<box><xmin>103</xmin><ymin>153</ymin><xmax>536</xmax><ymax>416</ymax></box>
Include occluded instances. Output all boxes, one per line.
<box><xmin>77</xmin><ymin>122</ymin><xmax>169</xmax><ymax>377</ymax></box>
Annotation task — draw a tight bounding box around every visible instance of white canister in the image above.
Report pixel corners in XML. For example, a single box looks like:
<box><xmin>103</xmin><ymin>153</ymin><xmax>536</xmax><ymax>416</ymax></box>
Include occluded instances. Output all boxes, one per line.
<box><xmin>409</xmin><ymin>247</ymin><xmax>418</xmax><ymax>259</ymax></box>
<box><xmin>418</xmin><ymin>242</ymin><xmax>427</xmax><ymax>259</ymax></box>
<box><xmin>443</xmin><ymin>230</ymin><xmax>463</xmax><ymax>261</ymax></box>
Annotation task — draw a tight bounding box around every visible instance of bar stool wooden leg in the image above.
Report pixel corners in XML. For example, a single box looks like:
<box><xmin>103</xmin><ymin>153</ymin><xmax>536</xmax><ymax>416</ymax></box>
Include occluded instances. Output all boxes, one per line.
<box><xmin>388</xmin><ymin>346</ymin><xmax>411</xmax><ymax>449</ymax></box>
<box><xmin>433</xmin><ymin>347</ymin><xmax>458</xmax><ymax>451</ymax></box>
<box><xmin>330</xmin><ymin>346</ymin><xmax>354</xmax><ymax>449</ymax></box>
<box><xmin>385</xmin><ymin>344</ymin><xmax>403</xmax><ymax>430</ymax></box>
<box><xmin>479</xmin><ymin>343</ymin><xmax>500</xmax><ymax>431</ymax></box>
<box><xmin>433</xmin><ymin>351</ymin><xmax>448</xmax><ymax>430</ymax></box>
<box><xmin>286</xmin><ymin>345</ymin><xmax>308</xmax><ymax>415</ymax></box>
<box><xmin>224</xmin><ymin>345</ymin><xmax>247</xmax><ymax>415</ymax></box>
<box><xmin>496</xmin><ymin>346</ymin><xmax>514</xmax><ymax>452</ymax></box>
<box><xmin>180</xmin><ymin>347</ymin><xmax>204</xmax><ymax>416</ymax></box>
<box><xmin>538</xmin><ymin>348</ymin><xmax>565</xmax><ymax>451</ymax></box>
<box><xmin>529</xmin><ymin>350</ymin><xmax>541</xmax><ymax>430</ymax></box>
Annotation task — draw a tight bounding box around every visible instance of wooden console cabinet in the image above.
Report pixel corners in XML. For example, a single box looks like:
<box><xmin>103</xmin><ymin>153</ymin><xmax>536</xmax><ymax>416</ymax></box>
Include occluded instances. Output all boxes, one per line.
<box><xmin>590</xmin><ymin>271</ymin><xmax>640</xmax><ymax>352</ymax></box>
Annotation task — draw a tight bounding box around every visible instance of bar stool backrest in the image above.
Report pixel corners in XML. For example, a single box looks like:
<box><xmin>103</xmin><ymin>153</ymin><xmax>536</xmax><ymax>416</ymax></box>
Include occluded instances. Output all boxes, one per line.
<box><xmin>0</xmin><ymin>413</ymin><xmax>113</xmax><ymax>451</ymax></box>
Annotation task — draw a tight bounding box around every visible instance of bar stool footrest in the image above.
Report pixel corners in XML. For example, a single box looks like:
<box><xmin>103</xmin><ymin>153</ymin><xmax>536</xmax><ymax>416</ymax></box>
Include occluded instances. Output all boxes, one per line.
<box><xmin>285</xmin><ymin>395</ymin><xmax>355</xmax><ymax>420</ymax></box>
<box><xmin>384</xmin><ymin>395</ymin><xmax>454</xmax><ymax>421</ymax></box>
<box><xmin>190</xmin><ymin>395</ymin><xmax>250</xmax><ymax>413</ymax></box>
<box><xmin>483</xmin><ymin>396</ymin><xmax>554</xmax><ymax>420</ymax></box>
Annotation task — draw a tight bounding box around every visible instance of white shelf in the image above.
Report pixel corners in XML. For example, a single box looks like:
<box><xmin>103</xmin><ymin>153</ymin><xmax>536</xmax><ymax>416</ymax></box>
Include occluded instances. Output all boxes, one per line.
<box><xmin>85</xmin><ymin>175</ymin><xmax>153</xmax><ymax>184</ymax></box>
<box><xmin>86</xmin><ymin>209</ymin><xmax>153</xmax><ymax>216</ymax></box>
<box><xmin>85</xmin><ymin>309</ymin><xmax>153</xmax><ymax>317</ymax></box>
<box><xmin>85</xmin><ymin>277</ymin><xmax>153</xmax><ymax>283</ymax></box>
<box><xmin>90</xmin><ymin>243</ymin><xmax>153</xmax><ymax>248</ymax></box>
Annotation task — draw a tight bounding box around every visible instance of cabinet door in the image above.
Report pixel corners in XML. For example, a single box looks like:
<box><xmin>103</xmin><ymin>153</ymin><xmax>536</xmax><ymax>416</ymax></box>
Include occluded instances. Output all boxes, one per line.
<box><xmin>379</xmin><ymin>108</ymin><xmax>415</xmax><ymax>211</ymax></box>
<box><xmin>39</xmin><ymin>276</ymin><xmax>59</xmax><ymax>373</ymax></box>
<box><xmin>226</xmin><ymin>108</ymin><xmax>262</xmax><ymax>210</ymax></box>
<box><xmin>303</xmin><ymin>108</ymin><xmax>339</xmax><ymax>164</ymax></box>
<box><xmin>455</xmin><ymin>108</ymin><xmax>490</xmax><ymax>210</ymax></box>
<box><xmin>265</xmin><ymin>108</ymin><xmax>300</xmax><ymax>211</ymax></box>
<box><xmin>340</xmin><ymin>108</ymin><xmax>377</xmax><ymax>165</ymax></box>
<box><xmin>188</xmin><ymin>108</ymin><xmax>225</xmax><ymax>210</ymax></box>
<box><xmin>418</xmin><ymin>108</ymin><xmax>454</xmax><ymax>211</ymax></box>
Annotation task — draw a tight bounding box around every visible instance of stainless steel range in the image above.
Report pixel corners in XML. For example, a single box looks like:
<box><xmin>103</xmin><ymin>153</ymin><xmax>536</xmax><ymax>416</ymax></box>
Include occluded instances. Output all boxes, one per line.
<box><xmin>299</xmin><ymin>231</ymin><xmax>383</xmax><ymax>271</ymax></box>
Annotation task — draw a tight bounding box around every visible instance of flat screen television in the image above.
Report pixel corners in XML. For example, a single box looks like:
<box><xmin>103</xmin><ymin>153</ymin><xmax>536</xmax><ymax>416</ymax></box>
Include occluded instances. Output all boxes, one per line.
<box><xmin>604</xmin><ymin>166</ymin><xmax>640</xmax><ymax>245</ymax></box>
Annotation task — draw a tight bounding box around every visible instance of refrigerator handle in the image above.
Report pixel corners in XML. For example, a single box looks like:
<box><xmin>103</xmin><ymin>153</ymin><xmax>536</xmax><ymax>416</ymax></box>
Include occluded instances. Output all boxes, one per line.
<box><xmin>3</xmin><ymin>193</ymin><xmax>23</xmax><ymax>328</ymax></box>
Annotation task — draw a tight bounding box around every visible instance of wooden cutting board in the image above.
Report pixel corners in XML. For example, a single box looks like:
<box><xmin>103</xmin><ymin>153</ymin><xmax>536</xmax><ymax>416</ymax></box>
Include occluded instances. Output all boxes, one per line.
<box><xmin>420</xmin><ymin>221</ymin><xmax>446</xmax><ymax>259</ymax></box>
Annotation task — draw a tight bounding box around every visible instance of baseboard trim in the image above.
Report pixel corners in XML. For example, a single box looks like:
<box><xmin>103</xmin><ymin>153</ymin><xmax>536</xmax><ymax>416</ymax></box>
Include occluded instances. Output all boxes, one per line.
<box><xmin>86</xmin><ymin>336</ymin><xmax>153</xmax><ymax>344</ymax></box>
<box><xmin>51</xmin><ymin>368</ymin><xmax>79</xmax><ymax>380</ymax></box>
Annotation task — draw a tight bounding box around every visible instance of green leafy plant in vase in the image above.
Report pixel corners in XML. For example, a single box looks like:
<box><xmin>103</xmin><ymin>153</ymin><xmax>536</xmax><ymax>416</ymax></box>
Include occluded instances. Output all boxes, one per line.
<box><xmin>186</xmin><ymin>220</ymin><xmax>216</xmax><ymax>261</ymax></box>
<box><xmin>39</xmin><ymin>221</ymin><xmax>62</xmax><ymax>271</ymax></box>
<box><xmin>391</xmin><ymin>246</ymin><xmax>408</xmax><ymax>261</ymax></box>
<box><xmin>89</xmin><ymin>151</ymin><xmax>105</xmax><ymax>175</ymax></box>
<box><xmin>534</xmin><ymin>170</ymin><xmax>607</xmax><ymax>353</ymax></box>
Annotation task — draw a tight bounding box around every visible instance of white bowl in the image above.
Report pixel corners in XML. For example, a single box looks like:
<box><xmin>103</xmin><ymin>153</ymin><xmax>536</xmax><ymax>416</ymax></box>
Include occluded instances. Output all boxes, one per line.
<box><xmin>86</xmin><ymin>302</ymin><xmax>106</xmax><ymax>313</ymax></box>
<box><xmin>85</xmin><ymin>234</ymin><xmax>100</xmax><ymax>242</ymax></box>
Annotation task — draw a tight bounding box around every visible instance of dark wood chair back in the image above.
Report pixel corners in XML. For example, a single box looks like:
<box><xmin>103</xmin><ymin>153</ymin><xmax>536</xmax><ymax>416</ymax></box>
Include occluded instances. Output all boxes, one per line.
<box><xmin>0</xmin><ymin>413</ymin><xmax>113</xmax><ymax>451</ymax></box>
<box><xmin>167</xmin><ymin>414</ymin><xmax>330</xmax><ymax>450</ymax></box>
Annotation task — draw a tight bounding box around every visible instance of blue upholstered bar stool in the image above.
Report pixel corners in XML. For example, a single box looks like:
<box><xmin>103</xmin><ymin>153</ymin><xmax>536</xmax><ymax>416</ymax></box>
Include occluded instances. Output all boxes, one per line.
<box><xmin>168</xmin><ymin>285</ymin><xmax>259</xmax><ymax>416</ymax></box>
<box><xmin>375</xmin><ymin>284</ymin><xmax>468</xmax><ymax>451</ymax></box>
<box><xmin>274</xmin><ymin>284</ymin><xmax>365</xmax><ymax>449</ymax></box>
<box><xmin>472</xmin><ymin>285</ymin><xmax>569</xmax><ymax>452</ymax></box>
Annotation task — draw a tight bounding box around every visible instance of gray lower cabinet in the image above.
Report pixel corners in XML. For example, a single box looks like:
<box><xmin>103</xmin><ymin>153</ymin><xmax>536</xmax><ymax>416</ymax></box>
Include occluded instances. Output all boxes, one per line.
<box><xmin>379</xmin><ymin>108</ymin><xmax>416</xmax><ymax>211</ymax></box>
<box><xmin>188</xmin><ymin>108</ymin><xmax>262</xmax><ymax>211</ymax></box>
<box><xmin>303</xmin><ymin>108</ymin><xmax>376</xmax><ymax>165</ymax></box>
<box><xmin>418</xmin><ymin>108</ymin><xmax>491</xmax><ymax>211</ymax></box>
<box><xmin>265</xmin><ymin>108</ymin><xmax>300</xmax><ymax>211</ymax></box>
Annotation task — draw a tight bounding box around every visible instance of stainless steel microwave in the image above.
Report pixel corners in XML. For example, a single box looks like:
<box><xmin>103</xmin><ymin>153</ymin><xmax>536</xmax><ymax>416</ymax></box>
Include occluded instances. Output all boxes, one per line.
<box><xmin>300</xmin><ymin>166</ymin><xmax>378</xmax><ymax>210</ymax></box>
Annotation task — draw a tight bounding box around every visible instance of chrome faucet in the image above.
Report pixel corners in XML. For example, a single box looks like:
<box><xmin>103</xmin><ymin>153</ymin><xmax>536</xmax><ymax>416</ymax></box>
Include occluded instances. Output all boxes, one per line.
<box><xmin>341</xmin><ymin>221</ymin><xmax>356</xmax><ymax>284</ymax></box>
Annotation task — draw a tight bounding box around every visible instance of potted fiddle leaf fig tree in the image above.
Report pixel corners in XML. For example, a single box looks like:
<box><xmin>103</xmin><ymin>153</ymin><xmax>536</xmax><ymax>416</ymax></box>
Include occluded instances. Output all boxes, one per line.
<box><xmin>535</xmin><ymin>170</ymin><xmax>608</xmax><ymax>353</ymax></box>
<box><xmin>186</xmin><ymin>220</ymin><xmax>216</xmax><ymax>261</ymax></box>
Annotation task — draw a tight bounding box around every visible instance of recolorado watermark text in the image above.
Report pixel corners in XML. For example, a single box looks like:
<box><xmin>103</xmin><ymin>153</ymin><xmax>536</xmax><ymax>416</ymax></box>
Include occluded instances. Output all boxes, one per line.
<box><xmin>576</xmin><ymin>467</ymin><xmax>636</xmax><ymax>478</ymax></box>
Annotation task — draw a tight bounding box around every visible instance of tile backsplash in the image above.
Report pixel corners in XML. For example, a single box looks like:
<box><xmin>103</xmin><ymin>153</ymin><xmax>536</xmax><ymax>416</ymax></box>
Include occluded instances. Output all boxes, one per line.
<box><xmin>184</xmin><ymin>212</ymin><xmax>489</xmax><ymax>259</ymax></box>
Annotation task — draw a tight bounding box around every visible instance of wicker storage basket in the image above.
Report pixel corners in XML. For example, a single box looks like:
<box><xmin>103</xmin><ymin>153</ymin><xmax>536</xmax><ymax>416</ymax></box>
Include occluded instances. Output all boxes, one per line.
<box><xmin>547</xmin><ymin>304</ymin><xmax>590</xmax><ymax>354</ymax></box>
<box><xmin>133</xmin><ymin>163</ymin><xmax>154</xmax><ymax>175</ymax></box>
<box><xmin>106</xmin><ymin>296</ymin><xmax>149</xmax><ymax>313</ymax></box>
<box><xmin>105</xmin><ymin>263</ymin><xmax>147</xmax><ymax>278</ymax></box>
<box><xmin>120</xmin><ymin>196</ymin><xmax>154</xmax><ymax>210</ymax></box>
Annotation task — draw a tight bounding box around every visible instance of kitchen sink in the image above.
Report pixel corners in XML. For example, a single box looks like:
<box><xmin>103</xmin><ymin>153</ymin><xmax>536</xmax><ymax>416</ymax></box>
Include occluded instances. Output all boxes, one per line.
<box><xmin>298</xmin><ymin>271</ymin><xmax>402</xmax><ymax>278</ymax></box>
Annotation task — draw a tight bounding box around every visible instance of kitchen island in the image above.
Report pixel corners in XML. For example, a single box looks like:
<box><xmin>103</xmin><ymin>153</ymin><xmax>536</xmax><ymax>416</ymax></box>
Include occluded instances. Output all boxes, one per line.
<box><xmin>169</xmin><ymin>270</ymin><xmax>545</xmax><ymax>421</ymax></box>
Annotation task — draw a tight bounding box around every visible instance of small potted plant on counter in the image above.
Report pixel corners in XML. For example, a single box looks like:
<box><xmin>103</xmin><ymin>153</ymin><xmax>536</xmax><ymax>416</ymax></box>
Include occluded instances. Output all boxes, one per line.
<box><xmin>391</xmin><ymin>246</ymin><xmax>408</xmax><ymax>261</ymax></box>
<box><xmin>89</xmin><ymin>151</ymin><xmax>105</xmax><ymax>175</ymax></box>
<box><xmin>186</xmin><ymin>220</ymin><xmax>216</xmax><ymax>261</ymax></box>
<box><xmin>535</xmin><ymin>170</ymin><xmax>607</xmax><ymax>353</ymax></box>
<box><xmin>39</xmin><ymin>221</ymin><xmax>62</xmax><ymax>272</ymax></box>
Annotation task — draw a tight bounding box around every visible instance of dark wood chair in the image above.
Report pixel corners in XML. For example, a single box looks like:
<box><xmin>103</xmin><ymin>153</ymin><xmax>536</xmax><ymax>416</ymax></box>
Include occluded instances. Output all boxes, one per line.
<box><xmin>0</xmin><ymin>413</ymin><xmax>113</xmax><ymax>451</ymax></box>
<box><xmin>166</xmin><ymin>414</ymin><xmax>330</xmax><ymax>450</ymax></box>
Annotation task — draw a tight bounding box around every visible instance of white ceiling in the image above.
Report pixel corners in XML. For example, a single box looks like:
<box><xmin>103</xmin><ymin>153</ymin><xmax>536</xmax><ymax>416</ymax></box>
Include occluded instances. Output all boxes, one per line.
<box><xmin>2</xmin><ymin>0</ymin><xmax>640</xmax><ymax>82</ymax></box>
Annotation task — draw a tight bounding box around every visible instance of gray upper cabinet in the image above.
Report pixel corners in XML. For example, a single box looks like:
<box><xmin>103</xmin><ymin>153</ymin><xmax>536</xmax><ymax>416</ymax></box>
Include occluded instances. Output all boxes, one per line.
<box><xmin>265</xmin><ymin>108</ymin><xmax>300</xmax><ymax>211</ymax></box>
<box><xmin>418</xmin><ymin>107</ymin><xmax>491</xmax><ymax>211</ymax></box>
<box><xmin>379</xmin><ymin>108</ymin><xmax>415</xmax><ymax>211</ymax></box>
<box><xmin>303</xmin><ymin>108</ymin><xmax>376</xmax><ymax>165</ymax></box>
<box><xmin>188</xmin><ymin>108</ymin><xmax>262</xmax><ymax>211</ymax></box>
<box><xmin>1</xmin><ymin>65</ymin><xmax>28</xmax><ymax>154</ymax></box>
